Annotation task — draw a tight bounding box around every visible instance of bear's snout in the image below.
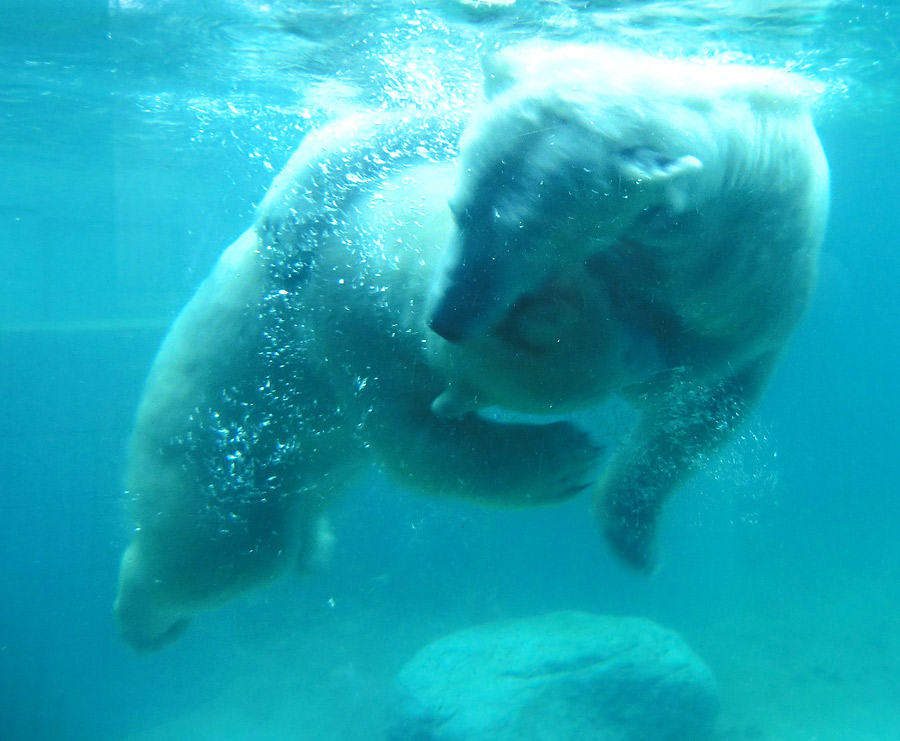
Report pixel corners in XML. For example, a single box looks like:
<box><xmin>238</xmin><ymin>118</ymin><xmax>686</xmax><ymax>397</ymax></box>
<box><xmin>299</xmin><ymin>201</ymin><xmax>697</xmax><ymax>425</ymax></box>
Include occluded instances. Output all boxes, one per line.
<box><xmin>428</xmin><ymin>313</ymin><xmax>464</xmax><ymax>343</ymax></box>
<box><xmin>429</xmin><ymin>256</ymin><xmax>502</xmax><ymax>343</ymax></box>
<box><xmin>429</xmin><ymin>279</ymin><xmax>498</xmax><ymax>343</ymax></box>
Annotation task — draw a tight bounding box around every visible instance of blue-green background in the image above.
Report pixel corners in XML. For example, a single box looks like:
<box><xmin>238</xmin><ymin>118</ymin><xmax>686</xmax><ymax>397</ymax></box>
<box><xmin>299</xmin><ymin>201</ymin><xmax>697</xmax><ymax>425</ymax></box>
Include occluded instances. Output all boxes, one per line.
<box><xmin>1</xmin><ymin>1</ymin><xmax>898</xmax><ymax>738</ymax></box>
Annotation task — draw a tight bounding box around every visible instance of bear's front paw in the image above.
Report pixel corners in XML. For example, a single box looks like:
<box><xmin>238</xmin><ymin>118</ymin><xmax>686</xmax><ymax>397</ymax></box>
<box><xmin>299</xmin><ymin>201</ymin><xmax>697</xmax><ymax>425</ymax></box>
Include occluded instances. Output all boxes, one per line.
<box><xmin>595</xmin><ymin>487</ymin><xmax>661</xmax><ymax>572</ymax></box>
<box><xmin>526</xmin><ymin>421</ymin><xmax>601</xmax><ymax>505</ymax></box>
<box><xmin>431</xmin><ymin>386</ymin><xmax>481</xmax><ymax>419</ymax></box>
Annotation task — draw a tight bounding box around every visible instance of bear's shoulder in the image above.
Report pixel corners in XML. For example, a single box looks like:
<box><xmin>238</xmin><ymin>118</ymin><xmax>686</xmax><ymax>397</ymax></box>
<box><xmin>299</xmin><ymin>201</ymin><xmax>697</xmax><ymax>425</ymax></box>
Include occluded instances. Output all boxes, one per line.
<box><xmin>484</xmin><ymin>42</ymin><xmax>821</xmax><ymax>116</ymax></box>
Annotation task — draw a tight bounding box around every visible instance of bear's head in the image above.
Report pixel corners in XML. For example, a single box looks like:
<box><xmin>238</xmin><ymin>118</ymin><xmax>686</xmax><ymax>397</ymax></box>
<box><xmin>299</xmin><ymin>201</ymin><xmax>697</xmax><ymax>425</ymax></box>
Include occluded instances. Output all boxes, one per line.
<box><xmin>428</xmin><ymin>46</ymin><xmax>704</xmax><ymax>344</ymax></box>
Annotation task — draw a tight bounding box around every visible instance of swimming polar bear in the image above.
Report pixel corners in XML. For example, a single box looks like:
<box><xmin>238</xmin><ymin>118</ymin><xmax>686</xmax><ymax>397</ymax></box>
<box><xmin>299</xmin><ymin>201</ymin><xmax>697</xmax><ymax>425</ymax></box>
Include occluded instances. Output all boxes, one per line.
<box><xmin>114</xmin><ymin>43</ymin><xmax>828</xmax><ymax>650</ymax></box>
<box><xmin>428</xmin><ymin>43</ymin><xmax>828</xmax><ymax>568</ymax></box>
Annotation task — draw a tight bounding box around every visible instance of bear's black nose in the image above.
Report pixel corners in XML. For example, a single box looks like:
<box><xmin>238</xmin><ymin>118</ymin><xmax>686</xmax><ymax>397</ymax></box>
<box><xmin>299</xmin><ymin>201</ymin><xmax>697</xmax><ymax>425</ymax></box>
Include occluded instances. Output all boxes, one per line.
<box><xmin>428</xmin><ymin>313</ymin><xmax>464</xmax><ymax>343</ymax></box>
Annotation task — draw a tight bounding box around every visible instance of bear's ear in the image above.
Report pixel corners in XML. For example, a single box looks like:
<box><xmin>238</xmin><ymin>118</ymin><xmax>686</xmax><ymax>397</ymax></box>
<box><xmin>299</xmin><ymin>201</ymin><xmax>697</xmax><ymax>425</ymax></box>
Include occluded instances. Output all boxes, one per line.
<box><xmin>614</xmin><ymin>148</ymin><xmax>704</xmax><ymax>212</ymax></box>
<box><xmin>482</xmin><ymin>43</ymin><xmax>552</xmax><ymax>98</ymax></box>
<box><xmin>482</xmin><ymin>51</ymin><xmax>521</xmax><ymax>99</ymax></box>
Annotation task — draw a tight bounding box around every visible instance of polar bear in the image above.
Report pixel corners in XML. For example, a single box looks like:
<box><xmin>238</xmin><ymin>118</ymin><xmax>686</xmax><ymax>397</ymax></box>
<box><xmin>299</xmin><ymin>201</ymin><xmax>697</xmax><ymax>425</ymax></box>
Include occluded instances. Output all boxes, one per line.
<box><xmin>428</xmin><ymin>43</ymin><xmax>829</xmax><ymax>567</ymax></box>
<box><xmin>114</xmin><ymin>44</ymin><xmax>828</xmax><ymax>651</ymax></box>
<box><xmin>114</xmin><ymin>111</ymin><xmax>599</xmax><ymax>651</ymax></box>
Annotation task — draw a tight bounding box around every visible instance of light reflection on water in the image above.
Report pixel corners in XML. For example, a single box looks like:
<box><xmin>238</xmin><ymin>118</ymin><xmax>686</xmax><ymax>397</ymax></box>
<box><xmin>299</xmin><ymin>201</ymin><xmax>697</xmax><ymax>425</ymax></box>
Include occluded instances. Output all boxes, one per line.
<box><xmin>0</xmin><ymin>2</ymin><xmax>898</xmax><ymax>740</ymax></box>
<box><xmin>2</xmin><ymin>0</ymin><xmax>898</xmax><ymax>165</ymax></box>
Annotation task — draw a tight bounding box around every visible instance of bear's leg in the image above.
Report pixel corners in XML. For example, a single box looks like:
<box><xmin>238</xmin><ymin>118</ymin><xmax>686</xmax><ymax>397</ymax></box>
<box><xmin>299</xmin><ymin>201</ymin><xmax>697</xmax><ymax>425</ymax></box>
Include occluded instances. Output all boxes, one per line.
<box><xmin>364</xmin><ymin>393</ymin><xmax>600</xmax><ymax>506</ymax></box>
<box><xmin>595</xmin><ymin>353</ymin><xmax>778</xmax><ymax>570</ymax></box>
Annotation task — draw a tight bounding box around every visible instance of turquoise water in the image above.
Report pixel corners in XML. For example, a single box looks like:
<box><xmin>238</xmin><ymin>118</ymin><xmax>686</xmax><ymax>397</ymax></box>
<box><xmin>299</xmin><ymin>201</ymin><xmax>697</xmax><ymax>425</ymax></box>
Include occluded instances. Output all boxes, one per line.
<box><xmin>1</xmin><ymin>1</ymin><xmax>899</xmax><ymax>738</ymax></box>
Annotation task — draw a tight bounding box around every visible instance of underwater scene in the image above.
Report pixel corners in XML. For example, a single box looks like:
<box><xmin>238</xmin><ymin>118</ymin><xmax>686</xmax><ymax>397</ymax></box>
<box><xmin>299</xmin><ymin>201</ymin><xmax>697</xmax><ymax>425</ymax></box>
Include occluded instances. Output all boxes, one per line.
<box><xmin>1</xmin><ymin>0</ymin><xmax>899</xmax><ymax>738</ymax></box>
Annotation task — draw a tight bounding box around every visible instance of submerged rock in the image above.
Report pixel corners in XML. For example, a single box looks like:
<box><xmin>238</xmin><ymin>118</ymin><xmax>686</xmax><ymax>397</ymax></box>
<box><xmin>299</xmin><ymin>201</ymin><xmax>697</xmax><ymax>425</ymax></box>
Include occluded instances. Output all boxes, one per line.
<box><xmin>388</xmin><ymin>611</ymin><xmax>719</xmax><ymax>741</ymax></box>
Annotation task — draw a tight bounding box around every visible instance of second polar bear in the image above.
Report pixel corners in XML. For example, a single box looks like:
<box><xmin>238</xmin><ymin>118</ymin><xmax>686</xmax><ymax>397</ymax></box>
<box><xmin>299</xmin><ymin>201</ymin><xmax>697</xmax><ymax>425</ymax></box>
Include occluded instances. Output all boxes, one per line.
<box><xmin>429</xmin><ymin>43</ymin><xmax>829</xmax><ymax>567</ymax></box>
<box><xmin>115</xmin><ymin>44</ymin><xmax>828</xmax><ymax>650</ymax></box>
